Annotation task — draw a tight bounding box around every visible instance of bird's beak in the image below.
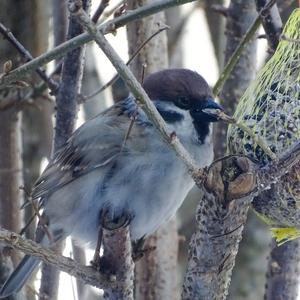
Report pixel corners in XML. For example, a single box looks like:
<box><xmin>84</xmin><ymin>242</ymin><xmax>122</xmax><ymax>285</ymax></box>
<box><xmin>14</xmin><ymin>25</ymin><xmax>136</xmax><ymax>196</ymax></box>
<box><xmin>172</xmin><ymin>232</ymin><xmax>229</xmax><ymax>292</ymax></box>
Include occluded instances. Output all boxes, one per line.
<box><xmin>190</xmin><ymin>98</ymin><xmax>224</xmax><ymax>123</ymax></box>
<box><xmin>202</xmin><ymin>99</ymin><xmax>224</xmax><ymax>122</ymax></box>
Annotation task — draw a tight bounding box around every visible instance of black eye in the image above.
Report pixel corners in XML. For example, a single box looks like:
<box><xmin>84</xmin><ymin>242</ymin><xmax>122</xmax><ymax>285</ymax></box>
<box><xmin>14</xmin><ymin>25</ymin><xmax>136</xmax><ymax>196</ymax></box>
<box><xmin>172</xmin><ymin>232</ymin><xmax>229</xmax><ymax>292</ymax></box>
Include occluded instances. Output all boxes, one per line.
<box><xmin>176</xmin><ymin>97</ymin><xmax>190</xmax><ymax>109</ymax></box>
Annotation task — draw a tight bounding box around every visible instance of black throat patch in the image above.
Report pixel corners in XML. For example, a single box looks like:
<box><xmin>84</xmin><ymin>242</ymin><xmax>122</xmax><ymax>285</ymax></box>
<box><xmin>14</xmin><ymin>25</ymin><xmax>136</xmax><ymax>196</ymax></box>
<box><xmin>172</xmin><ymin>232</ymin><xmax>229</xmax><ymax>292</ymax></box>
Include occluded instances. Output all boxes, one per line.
<box><xmin>193</xmin><ymin>120</ymin><xmax>210</xmax><ymax>144</ymax></box>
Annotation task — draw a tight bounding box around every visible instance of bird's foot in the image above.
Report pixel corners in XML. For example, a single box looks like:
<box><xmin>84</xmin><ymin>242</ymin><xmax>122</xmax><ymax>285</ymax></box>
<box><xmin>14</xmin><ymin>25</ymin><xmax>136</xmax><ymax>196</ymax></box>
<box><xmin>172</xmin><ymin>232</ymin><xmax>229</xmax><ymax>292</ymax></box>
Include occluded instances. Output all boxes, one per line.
<box><xmin>90</xmin><ymin>256</ymin><xmax>117</xmax><ymax>275</ymax></box>
<box><xmin>132</xmin><ymin>237</ymin><xmax>156</xmax><ymax>262</ymax></box>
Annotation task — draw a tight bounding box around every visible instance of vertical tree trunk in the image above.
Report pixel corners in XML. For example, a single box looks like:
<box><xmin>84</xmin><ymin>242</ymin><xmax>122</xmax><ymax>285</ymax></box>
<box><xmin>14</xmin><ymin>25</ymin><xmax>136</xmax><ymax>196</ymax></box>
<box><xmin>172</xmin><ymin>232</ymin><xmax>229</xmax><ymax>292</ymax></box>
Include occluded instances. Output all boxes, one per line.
<box><xmin>0</xmin><ymin>1</ymin><xmax>35</xmax><ymax>299</ymax></box>
<box><xmin>228</xmin><ymin>212</ymin><xmax>270</xmax><ymax>300</ymax></box>
<box><xmin>203</xmin><ymin>0</ymin><xmax>226</xmax><ymax>70</ymax></box>
<box><xmin>126</xmin><ymin>1</ymin><xmax>179</xmax><ymax>299</ymax></box>
<box><xmin>165</xmin><ymin>6</ymin><xmax>184</xmax><ymax>68</ymax></box>
<box><xmin>182</xmin><ymin>156</ymin><xmax>257</xmax><ymax>299</ymax></box>
<box><xmin>39</xmin><ymin>1</ymin><xmax>91</xmax><ymax>299</ymax></box>
<box><xmin>265</xmin><ymin>240</ymin><xmax>300</xmax><ymax>300</ymax></box>
<box><xmin>126</xmin><ymin>0</ymin><xmax>169</xmax><ymax>80</ymax></box>
<box><xmin>212</xmin><ymin>1</ymin><xmax>264</xmax><ymax>299</ymax></box>
<box><xmin>22</xmin><ymin>0</ymin><xmax>53</xmax><ymax>244</ymax></box>
<box><xmin>103</xmin><ymin>227</ymin><xmax>134</xmax><ymax>300</ymax></box>
<box><xmin>82</xmin><ymin>45</ymin><xmax>107</xmax><ymax>118</ymax></box>
<box><xmin>0</xmin><ymin>108</ymin><xmax>23</xmax><ymax>296</ymax></box>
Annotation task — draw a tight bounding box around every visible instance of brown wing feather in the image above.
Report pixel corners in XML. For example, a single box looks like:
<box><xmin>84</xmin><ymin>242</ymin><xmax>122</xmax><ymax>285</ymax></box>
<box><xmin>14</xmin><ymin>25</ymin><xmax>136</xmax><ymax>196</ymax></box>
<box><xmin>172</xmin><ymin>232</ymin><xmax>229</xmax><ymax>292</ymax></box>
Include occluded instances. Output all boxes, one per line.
<box><xmin>31</xmin><ymin>103</ymin><xmax>142</xmax><ymax>204</ymax></box>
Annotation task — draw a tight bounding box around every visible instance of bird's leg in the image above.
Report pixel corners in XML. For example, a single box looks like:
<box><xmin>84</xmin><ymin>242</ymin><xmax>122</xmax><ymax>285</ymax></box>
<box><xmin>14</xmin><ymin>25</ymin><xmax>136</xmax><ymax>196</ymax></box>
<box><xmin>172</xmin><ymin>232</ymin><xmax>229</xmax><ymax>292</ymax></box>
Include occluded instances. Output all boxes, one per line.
<box><xmin>91</xmin><ymin>210</ymin><xmax>133</xmax><ymax>271</ymax></box>
<box><xmin>132</xmin><ymin>236</ymin><xmax>156</xmax><ymax>262</ymax></box>
<box><xmin>91</xmin><ymin>209</ymin><xmax>105</xmax><ymax>270</ymax></box>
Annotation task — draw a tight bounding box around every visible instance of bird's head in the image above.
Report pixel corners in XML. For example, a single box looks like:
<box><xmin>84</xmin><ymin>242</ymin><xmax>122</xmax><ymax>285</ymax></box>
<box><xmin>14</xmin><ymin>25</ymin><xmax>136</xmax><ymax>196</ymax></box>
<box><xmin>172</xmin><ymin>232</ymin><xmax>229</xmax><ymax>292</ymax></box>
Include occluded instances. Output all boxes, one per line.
<box><xmin>143</xmin><ymin>68</ymin><xmax>223</xmax><ymax>143</ymax></box>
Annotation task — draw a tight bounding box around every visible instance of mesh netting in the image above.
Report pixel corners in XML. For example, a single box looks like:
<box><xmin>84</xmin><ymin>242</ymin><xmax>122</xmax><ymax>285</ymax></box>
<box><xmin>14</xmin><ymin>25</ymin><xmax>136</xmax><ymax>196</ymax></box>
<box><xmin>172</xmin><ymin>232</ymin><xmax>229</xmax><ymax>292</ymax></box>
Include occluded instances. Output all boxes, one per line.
<box><xmin>228</xmin><ymin>9</ymin><xmax>300</xmax><ymax>244</ymax></box>
<box><xmin>228</xmin><ymin>9</ymin><xmax>300</xmax><ymax>164</ymax></box>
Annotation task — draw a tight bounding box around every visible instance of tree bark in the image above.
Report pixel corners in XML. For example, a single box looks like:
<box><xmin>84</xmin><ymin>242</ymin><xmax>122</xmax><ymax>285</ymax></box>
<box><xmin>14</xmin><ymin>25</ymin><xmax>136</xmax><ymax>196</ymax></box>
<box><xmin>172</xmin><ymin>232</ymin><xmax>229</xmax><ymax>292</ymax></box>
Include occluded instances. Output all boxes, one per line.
<box><xmin>0</xmin><ymin>1</ymin><xmax>34</xmax><ymax>298</ymax></box>
<box><xmin>103</xmin><ymin>227</ymin><xmax>134</xmax><ymax>300</ymax></box>
<box><xmin>203</xmin><ymin>0</ymin><xmax>226</xmax><ymax>70</ymax></box>
<box><xmin>182</xmin><ymin>156</ymin><xmax>254</xmax><ymax>299</ymax></box>
<box><xmin>0</xmin><ymin>108</ymin><xmax>23</xmax><ymax>297</ymax></box>
<box><xmin>211</xmin><ymin>2</ymin><xmax>266</xmax><ymax>299</ymax></box>
<box><xmin>82</xmin><ymin>45</ymin><xmax>107</xmax><ymax>118</ymax></box>
<box><xmin>126</xmin><ymin>1</ymin><xmax>180</xmax><ymax>299</ymax></box>
<box><xmin>21</xmin><ymin>0</ymin><xmax>53</xmax><ymax>243</ymax></box>
<box><xmin>126</xmin><ymin>0</ymin><xmax>169</xmax><ymax>80</ymax></box>
<box><xmin>39</xmin><ymin>1</ymin><xmax>91</xmax><ymax>299</ymax></box>
<box><xmin>265</xmin><ymin>240</ymin><xmax>300</xmax><ymax>300</ymax></box>
<box><xmin>165</xmin><ymin>6</ymin><xmax>184</xmax><ymax>68</ymax></box>
<box><xmin>228</xmin><ymin>211</ymin><xmax>270</xmax><ymax>300</ymax></box>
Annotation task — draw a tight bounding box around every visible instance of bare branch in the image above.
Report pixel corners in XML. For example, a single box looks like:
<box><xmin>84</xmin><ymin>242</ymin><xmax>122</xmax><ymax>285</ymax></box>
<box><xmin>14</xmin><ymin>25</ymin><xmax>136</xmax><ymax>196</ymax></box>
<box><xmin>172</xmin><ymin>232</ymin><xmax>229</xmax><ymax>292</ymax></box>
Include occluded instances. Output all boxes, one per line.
<box><xmin>92</xmin><ymin>0</ymin><xmax>110</xmax><ymax>23</ymax></box>
<box><xmin>0</xmin><ymin>228</ymin><xmax>115</xmax><ymax>290</ymax></box>
<box><xmin>102</xmin><ymin>227</ymin><xmax>134</xmax><ymax>299</ymax></box>
<box><xmin>0</xmin><ymin>0</ymin><xmax>198</xmax><ymax>90</ymax></box>
<box><xmin>255</xmin><ymin>0</ymin><xmax>282</xmax><ymax>52</ymax></box>
<box><xmin>39</xmin><ymin>1</ymin><xmax>91</xmax><ymax>298</ymax></box>
<box><xmin>265</xmin><ymin>240</ymin><xmax>300</xmax><ymax>299</ymax></box>
<box><xmin>213</xmin><ymin>0</ymin><xmax>277</xmax><ymax>97</ymax></box>
<box><xmin>182</xmin><ymin>139</ymin><xmax>300</xmax><ymax>299</ymax></box>
<box><xmin>72</xmin><ymin>6</ymin><xmax>204</xmax><ymax>182</ymax></box>
<box><xmin>80</xmin><ymin>24</ymin><xmax>169</xmax><ymax>102</ymax></box>
<box><xmin>258</xmin><ymin>141</ymin><xmax>300</xmax><ymax>187</ymax></box>
<box><xmin>0</xmin><ymin>22</ymin><xmax>59</xmax><ymax>94</ymax></box>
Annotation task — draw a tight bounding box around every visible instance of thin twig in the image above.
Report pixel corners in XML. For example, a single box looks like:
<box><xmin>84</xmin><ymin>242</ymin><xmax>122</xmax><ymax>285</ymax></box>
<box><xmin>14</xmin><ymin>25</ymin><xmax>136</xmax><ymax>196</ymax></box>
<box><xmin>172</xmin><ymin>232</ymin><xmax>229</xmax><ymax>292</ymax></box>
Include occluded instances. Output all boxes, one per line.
<box><xmin>0</xmin><ymin>228</ymin><xmax>116</xmax><ymax>290</ymax></box>
<box><xmin>28</xmin><ymin>196</ymin><xmax>53</xmax><ymax>242</ymax></box>
<box><xmin>72</xmin><ymin>5</ymin><xmax>204</xmax><ymax>182</ymax></box>
<box><xmin>81</xmin><ymin>24</ymin><xmax>169</xmax><ymax>102</ymax></box>
<box><xmin>0</xmin><ymin>22</ymin><xmax>59</xmax><ymax>94</ymax></box>
<box><xmin>213</xmin><ymin>0</ymin><xmax>277</xmax><ymax>96</ymax></box>
<box><xmin>0</xmin><ymin>0</ymin><xmax>198</xmax><ymax>90</ymax></box>
<box><xmin>92</xmin><ymin>0</ymin><xmax>110</xmax><ymax>23</ymax></box>
<box><xmin>121</xmin><ymin>110</ymin><xmax>138</xmax><ymax>151</ymax></box>
<box><xmin>98</xmin><ymin>0</ymin><xmax>126</xmax><ymax>24</ymax></box>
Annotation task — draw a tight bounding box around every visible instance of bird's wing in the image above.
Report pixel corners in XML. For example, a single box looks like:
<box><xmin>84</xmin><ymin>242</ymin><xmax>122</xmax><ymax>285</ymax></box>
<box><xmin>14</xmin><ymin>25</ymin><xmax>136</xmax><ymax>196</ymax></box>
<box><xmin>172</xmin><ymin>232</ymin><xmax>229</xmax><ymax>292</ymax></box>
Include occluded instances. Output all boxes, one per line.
<box><xmin>31</xmin><ymin>101</ymin><xmax>151</xmax><ymax>205</ymax></box>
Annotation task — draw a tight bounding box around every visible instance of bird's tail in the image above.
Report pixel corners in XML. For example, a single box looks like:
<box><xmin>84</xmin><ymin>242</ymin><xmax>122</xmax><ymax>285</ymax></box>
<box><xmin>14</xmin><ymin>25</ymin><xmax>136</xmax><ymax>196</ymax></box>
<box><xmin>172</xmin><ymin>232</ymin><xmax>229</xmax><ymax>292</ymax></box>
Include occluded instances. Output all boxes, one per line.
<box><xmin>0</xmin><ymin>255</ymin><xmax>40</xmax><ymax>298</ymax></box>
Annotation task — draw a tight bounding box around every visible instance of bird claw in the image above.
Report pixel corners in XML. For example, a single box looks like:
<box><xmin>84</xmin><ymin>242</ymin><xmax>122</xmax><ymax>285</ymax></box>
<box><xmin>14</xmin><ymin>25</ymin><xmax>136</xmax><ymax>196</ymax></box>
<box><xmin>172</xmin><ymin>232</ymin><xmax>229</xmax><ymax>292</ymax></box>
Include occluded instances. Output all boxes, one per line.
<box><xmin>102</xmin><ymin>212</ymin><xmax>133</xmax><ymax>230</ymax></box>
<box><xmin>90</xmin><ymin>256</ymin><xmax>117</xmax><ymax>275</ymax></box>
<box><xmin>132</xmin><ymin>245</ymin><xmax>156</xmax><ymax>262</ymax></box>
<box><xmin>132</xmin><ymin>237</ymin><xmax>156</xmax><ymax>262</ymax></box>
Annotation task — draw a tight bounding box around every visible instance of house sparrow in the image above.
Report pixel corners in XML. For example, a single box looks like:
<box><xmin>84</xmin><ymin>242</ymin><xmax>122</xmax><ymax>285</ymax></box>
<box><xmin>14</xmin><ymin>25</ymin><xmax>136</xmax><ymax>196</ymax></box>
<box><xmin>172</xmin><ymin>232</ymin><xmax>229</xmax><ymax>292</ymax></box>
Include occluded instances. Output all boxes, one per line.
<box><xmin>0</xmin><ymin>68</ymin><xmax>222</xmax><ymax>297</ymax></box>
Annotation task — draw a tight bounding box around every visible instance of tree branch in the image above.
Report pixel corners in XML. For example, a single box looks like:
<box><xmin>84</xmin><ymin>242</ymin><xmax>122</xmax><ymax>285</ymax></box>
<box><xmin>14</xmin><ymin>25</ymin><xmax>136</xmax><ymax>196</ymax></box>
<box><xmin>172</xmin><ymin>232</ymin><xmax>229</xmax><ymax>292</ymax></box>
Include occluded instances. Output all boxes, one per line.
<box><xmin>92</xmin><ymin>0</ymin><xmax>110</xmax><ymax>23</ymax></box>
<box><xmin>1</xmin><ymin>138</ymin><xmax>300</xmax><ymax>297</ymax></box>
<box><xmin>213</xmin><ymin>0</ymin><xmax>277</xmax><ymax>97</ymax></box>
<box><xmin>0</xmin><ymin>0</ymin><xmax>197</xmax><ymax>90</ymax></box>
<box><xmin>265</xmin><ymin>240</ymin><xmax>300</xmax><ymax>299</ymax></box>
<box><xmin>72</xmin><ymin>5</ymin><xmax>204</xmax><ymax>182</ymax></box>
<box><xmin>0</xmin><ymin>22</ymin><xmax>59</xmax><ymax>94</ymax></box>
<box><xmin>78</xmin><ymin>25</ymin><xmax>169</xmax><ymax>104</ymax></box>
<box><xmin>0</xmin><ymin>228</ymin><xmax>115</xmax><ymax>290</ymax></box>
<box><xmin>255</xmin><ymin>0</ymin><xmax>282</xmax><ymax>52</ymax></box>
<box><xmin>102</xmin><ymin>227</ymin><xmax>134</xmax><ymax>299</ymax></box>
<box><xmin>39</xmin><ymin>1</ymin><xmax>91</xmax><ymax>299</ymax></box>
<box><xmin>80</xmin><ymin>24</ymin><xmax>169</xmax><ymax>103</ymax></box>
<box><xmin>182</xmin><ymin>139</ymin><xmax>300</xmax><ymax>299</ymax></box>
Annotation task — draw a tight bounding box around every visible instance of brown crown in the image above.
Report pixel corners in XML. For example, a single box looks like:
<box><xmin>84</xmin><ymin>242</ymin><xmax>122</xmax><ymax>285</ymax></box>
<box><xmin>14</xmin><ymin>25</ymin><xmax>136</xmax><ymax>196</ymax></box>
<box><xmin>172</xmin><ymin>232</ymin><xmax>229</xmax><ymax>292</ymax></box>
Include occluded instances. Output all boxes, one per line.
<box><xmin>142</xmin><ymin>68</ymin><xmax>212</xmax><ymax>104</ymax></box>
